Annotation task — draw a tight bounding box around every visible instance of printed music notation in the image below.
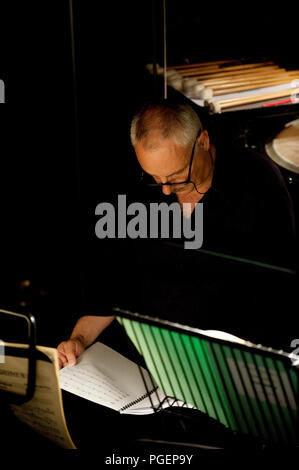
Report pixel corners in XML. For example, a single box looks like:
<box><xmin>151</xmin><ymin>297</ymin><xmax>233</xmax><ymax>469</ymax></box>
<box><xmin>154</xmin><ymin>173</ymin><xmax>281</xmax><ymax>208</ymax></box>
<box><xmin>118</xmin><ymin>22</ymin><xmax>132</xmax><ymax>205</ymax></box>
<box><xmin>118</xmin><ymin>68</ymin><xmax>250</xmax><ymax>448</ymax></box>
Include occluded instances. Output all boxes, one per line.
<box><xmin>59</xmin><ymin>364</ymin><xmax>132</xmax><ymax>408</ymax></box>
<box><xmin>59</xmin><ymin>342</ymin><xmax>194</xmax><ymax>414</ymax></box>
<box><xmin>1</xmin><ymin>344</ymin><xmax>76</xmax><ymax>449</ymax></box>
<box><xmin>59</xmin><ymin>342</ymin><xmax>163</xmax><ymax>412</ymax></box>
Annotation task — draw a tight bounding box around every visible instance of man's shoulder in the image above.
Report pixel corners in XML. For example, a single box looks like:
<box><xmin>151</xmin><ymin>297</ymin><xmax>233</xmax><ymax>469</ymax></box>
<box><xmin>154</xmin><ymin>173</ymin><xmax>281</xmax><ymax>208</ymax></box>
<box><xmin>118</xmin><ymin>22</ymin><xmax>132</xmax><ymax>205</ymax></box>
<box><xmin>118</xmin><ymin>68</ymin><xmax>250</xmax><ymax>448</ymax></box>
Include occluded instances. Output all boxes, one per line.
<box><xmin>216</xmin><ymin>143</ymin><xmax>287</xmax><ymax>191</ymax></box>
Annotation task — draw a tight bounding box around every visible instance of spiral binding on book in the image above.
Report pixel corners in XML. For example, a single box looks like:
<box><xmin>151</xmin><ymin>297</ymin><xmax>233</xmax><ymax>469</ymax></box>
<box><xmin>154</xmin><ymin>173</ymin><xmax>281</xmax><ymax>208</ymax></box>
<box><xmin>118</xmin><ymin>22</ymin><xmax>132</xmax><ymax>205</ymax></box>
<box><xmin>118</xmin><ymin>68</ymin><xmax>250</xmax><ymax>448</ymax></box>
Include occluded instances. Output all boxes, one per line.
<box><xmin>119</xmin><ymin>386</ymin><xmax>159</xmax><ymax>412</ymax></box>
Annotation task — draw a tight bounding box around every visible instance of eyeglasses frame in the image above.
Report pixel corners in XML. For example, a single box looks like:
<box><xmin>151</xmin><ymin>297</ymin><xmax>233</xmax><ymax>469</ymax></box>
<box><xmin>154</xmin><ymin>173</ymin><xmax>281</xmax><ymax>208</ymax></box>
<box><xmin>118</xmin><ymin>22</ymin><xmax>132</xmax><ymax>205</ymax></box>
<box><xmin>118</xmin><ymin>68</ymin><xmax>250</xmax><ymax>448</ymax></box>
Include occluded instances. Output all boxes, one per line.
<box><xmin>139</xmin><ymin>129</ymin><xmax>202</xmax><ymax>188</ymax></box>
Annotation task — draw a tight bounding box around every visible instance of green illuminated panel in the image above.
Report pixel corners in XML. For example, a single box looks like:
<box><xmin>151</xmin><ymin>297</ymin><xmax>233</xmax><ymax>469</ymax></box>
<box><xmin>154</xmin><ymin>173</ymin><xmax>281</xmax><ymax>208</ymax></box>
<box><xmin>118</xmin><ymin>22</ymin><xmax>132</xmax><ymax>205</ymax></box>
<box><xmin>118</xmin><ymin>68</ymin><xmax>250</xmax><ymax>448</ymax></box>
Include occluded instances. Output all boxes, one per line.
<box><xmin>116</xmin><ymin>316</ymin><xmax>298</xmax><ymax>444</ymax></box>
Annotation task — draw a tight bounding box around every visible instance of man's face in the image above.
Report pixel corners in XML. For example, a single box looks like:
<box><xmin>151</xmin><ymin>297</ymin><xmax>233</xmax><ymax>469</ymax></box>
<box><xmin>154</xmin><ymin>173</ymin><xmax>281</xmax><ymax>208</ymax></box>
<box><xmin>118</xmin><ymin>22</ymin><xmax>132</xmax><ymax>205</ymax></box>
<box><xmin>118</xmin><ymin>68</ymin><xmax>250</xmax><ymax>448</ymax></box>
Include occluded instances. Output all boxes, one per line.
<box><xmin>134</xmin><ymin>131</ymin><xmax>206</xmax><ymax>196</ymax></box>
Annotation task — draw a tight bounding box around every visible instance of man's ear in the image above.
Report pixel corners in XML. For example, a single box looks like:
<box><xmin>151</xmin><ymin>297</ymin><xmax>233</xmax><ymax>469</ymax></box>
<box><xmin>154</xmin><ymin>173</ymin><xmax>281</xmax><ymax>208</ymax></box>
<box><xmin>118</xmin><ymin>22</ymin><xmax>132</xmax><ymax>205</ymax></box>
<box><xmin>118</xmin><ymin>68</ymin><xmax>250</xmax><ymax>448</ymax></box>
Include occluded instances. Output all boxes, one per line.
<box><xmin>198</xmin><ymin>130</ymin><xmax>210</xmax><ymax>151</ymax></box>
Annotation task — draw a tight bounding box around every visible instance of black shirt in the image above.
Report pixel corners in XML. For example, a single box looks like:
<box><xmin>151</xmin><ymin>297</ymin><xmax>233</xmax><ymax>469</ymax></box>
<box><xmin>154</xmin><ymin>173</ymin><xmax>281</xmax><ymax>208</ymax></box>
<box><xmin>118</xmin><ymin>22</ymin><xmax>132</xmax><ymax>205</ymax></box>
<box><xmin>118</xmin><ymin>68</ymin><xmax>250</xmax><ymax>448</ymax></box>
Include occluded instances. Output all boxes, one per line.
<box><xmin>197</xmin><ymin>143</ymin><xmax>296</xmax><ymax>267</ymax></box>
<box><xmin>134</xmin><ymin>143</ymin><xmax>296</xmax><ymax>268</ymax></box>
<box><xmin>80</xmin><ymin>143</ymin><xmax>297</xmax><ymax>348</ymax></box>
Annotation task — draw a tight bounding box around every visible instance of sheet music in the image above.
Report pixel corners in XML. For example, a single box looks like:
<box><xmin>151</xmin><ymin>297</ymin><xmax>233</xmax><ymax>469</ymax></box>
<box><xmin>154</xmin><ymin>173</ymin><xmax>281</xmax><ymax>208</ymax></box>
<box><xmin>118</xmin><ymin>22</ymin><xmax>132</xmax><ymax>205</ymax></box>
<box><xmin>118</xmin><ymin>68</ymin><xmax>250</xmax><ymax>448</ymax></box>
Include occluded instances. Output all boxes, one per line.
<box><xmin>59</xmin><ymin>364</ymin><xmax>133</xmax><ymax>409</ymax></box>
<box><xmin>1</xmin><ymin>344</ymin><xmax>76</xmax><ymax>449</ymax></box>
<box><xmin>59</xmin><ymin>342</ymin><xmax>161</xmax><ymax>411</ymax></box>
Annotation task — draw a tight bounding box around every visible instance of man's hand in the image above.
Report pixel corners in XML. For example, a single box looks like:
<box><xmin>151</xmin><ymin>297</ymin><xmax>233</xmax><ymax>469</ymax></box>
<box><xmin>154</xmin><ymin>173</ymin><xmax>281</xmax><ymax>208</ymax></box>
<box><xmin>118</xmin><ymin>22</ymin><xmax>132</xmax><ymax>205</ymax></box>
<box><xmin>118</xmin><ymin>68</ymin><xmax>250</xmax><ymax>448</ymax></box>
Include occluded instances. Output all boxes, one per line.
<box><xmin>57</xmin><ymin>338</ymin><xmax>85</xmax><ymax>369</ymax></box>
<box><xmin>56</xmin><ymin>315</ymin><xmax>115</xmax><ymax>369</ymax></box>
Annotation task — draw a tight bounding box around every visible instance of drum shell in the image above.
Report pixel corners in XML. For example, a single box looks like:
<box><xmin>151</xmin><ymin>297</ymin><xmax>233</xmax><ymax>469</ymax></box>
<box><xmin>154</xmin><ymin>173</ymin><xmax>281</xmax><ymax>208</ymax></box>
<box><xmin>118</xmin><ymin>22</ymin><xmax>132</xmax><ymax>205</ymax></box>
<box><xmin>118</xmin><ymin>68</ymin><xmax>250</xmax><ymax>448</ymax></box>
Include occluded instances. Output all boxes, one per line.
<box><xmin>264</xmin><ymin>118</ymin><xmax>299</xmax><ymax>232</ymax></box>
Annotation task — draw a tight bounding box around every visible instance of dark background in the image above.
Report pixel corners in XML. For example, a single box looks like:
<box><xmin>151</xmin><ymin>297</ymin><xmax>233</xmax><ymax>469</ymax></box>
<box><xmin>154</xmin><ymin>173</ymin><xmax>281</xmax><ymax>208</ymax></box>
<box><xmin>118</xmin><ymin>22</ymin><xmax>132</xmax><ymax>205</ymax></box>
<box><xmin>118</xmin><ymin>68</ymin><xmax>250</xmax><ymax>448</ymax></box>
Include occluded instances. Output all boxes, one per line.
<box><xmin>0</xmin><ymin>0</ymin><xmax>298</xmax><ymax>347</ymax></box>
<box><xmin>0</xmin><ymin>0</ymin><xmax>298</xmax><ymax>455</ymax></box>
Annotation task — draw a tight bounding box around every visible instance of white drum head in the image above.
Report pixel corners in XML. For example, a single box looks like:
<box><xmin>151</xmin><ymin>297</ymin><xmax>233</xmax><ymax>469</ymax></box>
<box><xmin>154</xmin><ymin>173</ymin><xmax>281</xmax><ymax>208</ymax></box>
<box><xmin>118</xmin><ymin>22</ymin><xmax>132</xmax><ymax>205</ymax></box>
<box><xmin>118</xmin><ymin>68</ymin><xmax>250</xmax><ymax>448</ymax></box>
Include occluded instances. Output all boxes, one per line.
<box><xmin>265</xmin><ymin>119</ymin><xmax>299</xmax><ymax>174</ymax></box>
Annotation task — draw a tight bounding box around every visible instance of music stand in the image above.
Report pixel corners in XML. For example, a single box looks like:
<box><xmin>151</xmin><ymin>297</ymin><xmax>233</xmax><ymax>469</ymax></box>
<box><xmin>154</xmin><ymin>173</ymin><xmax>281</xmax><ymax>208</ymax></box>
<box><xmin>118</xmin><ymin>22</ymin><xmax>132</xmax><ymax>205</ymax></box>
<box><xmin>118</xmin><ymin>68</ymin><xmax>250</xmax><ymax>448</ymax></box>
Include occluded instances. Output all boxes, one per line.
<box><xmin>0</xmin><ymin>308</ymin><xmax>37</xmax><ymax>404</ymax></box>
<box><xmin>114</xmin><ymin>307</ymin><xmax>299</xmax><ymax>449</ymax></box>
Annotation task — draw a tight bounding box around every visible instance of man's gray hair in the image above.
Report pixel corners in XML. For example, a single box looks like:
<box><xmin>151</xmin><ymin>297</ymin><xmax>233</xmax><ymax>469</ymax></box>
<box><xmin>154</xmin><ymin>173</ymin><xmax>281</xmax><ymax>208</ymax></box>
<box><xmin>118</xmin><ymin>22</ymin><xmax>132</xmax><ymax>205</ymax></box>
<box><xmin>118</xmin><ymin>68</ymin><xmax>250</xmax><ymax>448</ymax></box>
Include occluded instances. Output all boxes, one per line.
<box><xmin>130</xmin><ymin>102</ymin><xmax>202</xmax><ymax>149</ymax></box>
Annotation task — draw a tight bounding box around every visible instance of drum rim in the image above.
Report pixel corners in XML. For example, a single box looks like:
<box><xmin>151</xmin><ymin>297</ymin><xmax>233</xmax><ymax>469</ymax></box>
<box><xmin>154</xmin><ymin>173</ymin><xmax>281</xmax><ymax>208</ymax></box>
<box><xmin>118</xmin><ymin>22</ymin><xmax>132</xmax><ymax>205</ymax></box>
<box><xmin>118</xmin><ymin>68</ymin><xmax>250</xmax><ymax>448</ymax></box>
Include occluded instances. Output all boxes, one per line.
<box><xmin>265</xmin><ymin>119</ymin><xmax>299</xmax><ymax>175</ymax></box>
<box><xmin>265</xmin><ymin>141</ymin><xmax>299</xmax><ymax>174</ymax></box>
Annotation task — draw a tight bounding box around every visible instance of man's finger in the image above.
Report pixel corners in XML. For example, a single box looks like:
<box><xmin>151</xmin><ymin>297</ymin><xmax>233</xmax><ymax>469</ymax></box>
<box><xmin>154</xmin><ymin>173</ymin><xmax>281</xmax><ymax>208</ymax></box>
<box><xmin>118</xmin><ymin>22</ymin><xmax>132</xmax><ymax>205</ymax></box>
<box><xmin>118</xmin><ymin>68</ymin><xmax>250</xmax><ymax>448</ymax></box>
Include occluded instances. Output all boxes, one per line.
<box><xmin>63</xmin><ymin>341</ymin><xmax>78</xmax><ymax>366</ymax></box>
<box><xmin>57</xmin><ymin>348</ymin><xmax>68</xmax><ymax>368</ymax></box>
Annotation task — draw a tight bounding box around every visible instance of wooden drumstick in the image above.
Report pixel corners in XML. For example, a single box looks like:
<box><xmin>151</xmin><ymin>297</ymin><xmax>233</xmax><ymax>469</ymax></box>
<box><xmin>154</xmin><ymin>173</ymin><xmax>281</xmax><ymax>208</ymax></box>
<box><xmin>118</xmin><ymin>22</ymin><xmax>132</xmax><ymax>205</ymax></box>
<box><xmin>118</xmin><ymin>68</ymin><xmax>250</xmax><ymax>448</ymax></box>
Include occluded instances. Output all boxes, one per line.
<box><xmin>168</xmin><ymin>59</ymin><xmax>251</xmax><ymax>70</ymax></box>
<box><xmin>184</xmin><ymin>71</ymin><xmax>299</xmax><ymax>97</ymax></box>
<box><xmin>206</xmin><ymin>72</ymin><xmax>299</xmax><ymax>90</ymax></box>
<box><xmin>168</xmin><ymin>59</ymin><xmax>233</xmax><ymax>69</ymax></box>
<box><xmin>180</xmin><ymin>65</ymin><xmax>281</xmax><ymax>78</ymax></box>
<box><xmin>171</xmin><ymin>62</ymin><xmax>273</xmax><ymax>76</ymax></box>
<box><xmin>169</xmin><ymin>60</ymin><xmax>275</xmax><ymax>72</ymax></box>
<box><xmin>198</xmin><ymin>79</ymin><xmax>299</xmax><ymax>100</ymax></box>
<box><xmin>178</xmin><ymin>63</ymin><xmax>278</xmax><ymax>75</ymax></box>
<box><xmin>211</xmin><ymin>77</ymin><xmax>299</xmax><ymax>95</ymax></box>
<box><xmin>208</xmin><ymin>88</ymin><xmax>299</xmax><ymax>113</ymax></box>
<box><xmin>196</xmin><ymin>70</ymin><xmax>297</xmax><ymax>87</ymax></box>
<box><xmin>184</xmin><ymin>70</ymin><xmax>293</xmax><ymax>97</ymax></box>
<box><xmin>190</xmin><ymin>70</ymin><xmax>289</xmax><ymax>86</ymax></box>
<box><xmin>181</xmin><ymin>68</ymin><xmax>282</xmax><ymax>82</ymax></box>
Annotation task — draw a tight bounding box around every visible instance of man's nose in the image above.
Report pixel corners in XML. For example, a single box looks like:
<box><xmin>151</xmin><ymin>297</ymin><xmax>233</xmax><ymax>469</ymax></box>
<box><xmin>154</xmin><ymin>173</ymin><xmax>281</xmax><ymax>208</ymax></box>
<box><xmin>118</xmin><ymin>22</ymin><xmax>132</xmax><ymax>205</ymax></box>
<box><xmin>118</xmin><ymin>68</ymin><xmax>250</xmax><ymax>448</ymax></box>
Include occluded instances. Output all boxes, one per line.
<box><xmin>162</xmin><ymin>184</ymin><xmax>172</xmax><ymax>196</ymax></box>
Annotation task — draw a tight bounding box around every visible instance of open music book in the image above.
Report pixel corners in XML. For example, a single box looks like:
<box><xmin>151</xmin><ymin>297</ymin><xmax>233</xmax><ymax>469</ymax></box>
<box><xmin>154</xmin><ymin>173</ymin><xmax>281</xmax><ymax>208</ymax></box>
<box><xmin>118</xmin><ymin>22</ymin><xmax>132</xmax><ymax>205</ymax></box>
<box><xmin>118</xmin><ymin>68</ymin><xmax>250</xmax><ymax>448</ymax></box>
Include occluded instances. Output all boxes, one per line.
<box><xmin>2</xmin><ymin>322</ymin><xmax>298</xmax><ymax>448</ymax></box>
<box><xmin>58</xmin><ymin>341</ymin><xmax>194</xmax><ymax>414</ymax></box>
<box><xmin>1</xmin><ymin>342</ymin><xmax>76</xmax><ymax>449</ymax></box>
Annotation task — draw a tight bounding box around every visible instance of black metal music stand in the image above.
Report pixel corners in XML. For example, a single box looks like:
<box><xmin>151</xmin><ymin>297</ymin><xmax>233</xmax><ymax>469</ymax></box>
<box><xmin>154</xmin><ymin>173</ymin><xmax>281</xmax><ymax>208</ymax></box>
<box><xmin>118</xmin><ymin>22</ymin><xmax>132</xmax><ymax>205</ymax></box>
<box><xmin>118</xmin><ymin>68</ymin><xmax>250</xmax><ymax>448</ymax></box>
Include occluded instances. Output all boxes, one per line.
<box><xmin>114</xmin><ymin>307</ymin><xmax>299</xmax><ymax>450</ymax></box>
<box><xmin>0</xmin><ymin>308</ymin><xmax>37</xmax><ymax>404</ymax></box>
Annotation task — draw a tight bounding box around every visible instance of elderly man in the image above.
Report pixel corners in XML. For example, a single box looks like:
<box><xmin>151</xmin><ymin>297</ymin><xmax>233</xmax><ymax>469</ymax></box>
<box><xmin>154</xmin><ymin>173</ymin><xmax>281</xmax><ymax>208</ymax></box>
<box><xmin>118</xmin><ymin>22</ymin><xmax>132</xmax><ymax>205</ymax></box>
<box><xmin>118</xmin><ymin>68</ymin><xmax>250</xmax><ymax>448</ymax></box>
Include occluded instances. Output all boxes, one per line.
<box><xmin>130</xmin><ymin>100</ymin><xmax>296</xmax><ymax>264</ymax></box>
<box><xmin>131</xmin><ymin>101</ymin><xmax>215</xmax><ymax>215</ymax></box>
<box><xmin>58</xmin><ymin>99</ymin><xmax>296</xmax><ymax>367</ymax></box>
<box><xmin>57</xmin><ymin>100</ymin><xmax>296</xmax><ymax>451</ymax></box>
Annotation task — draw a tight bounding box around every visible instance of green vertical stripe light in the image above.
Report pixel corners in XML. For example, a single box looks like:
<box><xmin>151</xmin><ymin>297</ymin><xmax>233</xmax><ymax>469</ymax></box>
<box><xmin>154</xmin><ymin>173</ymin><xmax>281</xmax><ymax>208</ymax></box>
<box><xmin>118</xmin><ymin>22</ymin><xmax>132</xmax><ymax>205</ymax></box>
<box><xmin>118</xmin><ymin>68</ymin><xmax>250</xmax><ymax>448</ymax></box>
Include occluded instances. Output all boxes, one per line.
<box><xmin>208</xmin><ymin>342</ymin><xmax>244</xmax><ymax>432</ymax></box>
<box><xmin>225</xmin><ymin>347</ymin><xmax>269</xmax><ymax>441</ymax></box>
<box><xmin>116</xmin><ymin>315</ymin><xmax>298</xmax><ymax>446</ymax></box>
<box><xmin>264</xmin><ymin>357</ymin><xmax>297</xmax><ymax>444</ymax></box>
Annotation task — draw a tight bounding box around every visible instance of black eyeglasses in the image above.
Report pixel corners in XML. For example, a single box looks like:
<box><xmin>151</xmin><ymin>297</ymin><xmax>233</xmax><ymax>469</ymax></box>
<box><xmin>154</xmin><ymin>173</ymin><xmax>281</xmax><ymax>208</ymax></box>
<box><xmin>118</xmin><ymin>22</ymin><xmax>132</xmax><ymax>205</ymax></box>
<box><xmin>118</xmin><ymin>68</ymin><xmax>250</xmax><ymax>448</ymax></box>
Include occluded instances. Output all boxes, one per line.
<box><xmin>139</xmin><ymin>130</ymin><xmax>202</xmax><ymax>189</ymax></box>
